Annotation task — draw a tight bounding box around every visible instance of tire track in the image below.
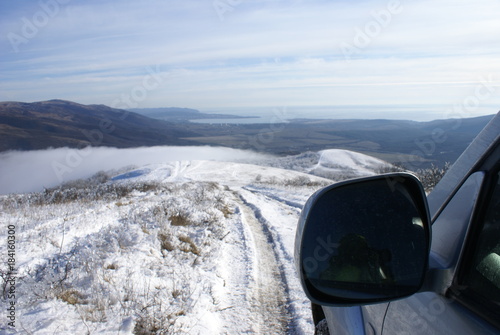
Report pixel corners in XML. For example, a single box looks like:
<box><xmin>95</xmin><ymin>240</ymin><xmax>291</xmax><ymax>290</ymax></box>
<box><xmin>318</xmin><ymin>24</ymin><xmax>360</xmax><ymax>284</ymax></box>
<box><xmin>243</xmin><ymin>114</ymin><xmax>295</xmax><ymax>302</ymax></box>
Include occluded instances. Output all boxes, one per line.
<box><xmin>238</xmin><ymin>187</ymin><xmax>313</xmax><ymax>335</ymax></box>
<box><xmin>234</xmin><ymin>193</ymin><xmax>290</xmax><ymax>334</ymax></box>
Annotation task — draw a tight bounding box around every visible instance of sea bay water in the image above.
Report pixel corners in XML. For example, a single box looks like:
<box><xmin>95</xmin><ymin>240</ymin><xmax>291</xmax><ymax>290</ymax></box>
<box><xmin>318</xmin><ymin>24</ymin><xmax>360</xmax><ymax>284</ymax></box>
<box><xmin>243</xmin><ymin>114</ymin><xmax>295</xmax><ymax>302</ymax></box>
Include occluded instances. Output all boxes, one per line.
<box><xmin>192</xmin><ymin>104</ymin><xmax>497</xmax><ymax>124</ymax></box>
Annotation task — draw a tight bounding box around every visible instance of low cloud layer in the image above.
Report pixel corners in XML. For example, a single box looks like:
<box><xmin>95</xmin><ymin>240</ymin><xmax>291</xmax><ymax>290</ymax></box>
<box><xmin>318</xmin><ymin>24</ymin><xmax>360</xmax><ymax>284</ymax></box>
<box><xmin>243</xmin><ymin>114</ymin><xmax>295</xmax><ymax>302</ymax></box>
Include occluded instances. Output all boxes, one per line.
<box><xmin>0</xmin><ymin>146</ymin><xmax>272</xmax><ymax>195</ymax></box>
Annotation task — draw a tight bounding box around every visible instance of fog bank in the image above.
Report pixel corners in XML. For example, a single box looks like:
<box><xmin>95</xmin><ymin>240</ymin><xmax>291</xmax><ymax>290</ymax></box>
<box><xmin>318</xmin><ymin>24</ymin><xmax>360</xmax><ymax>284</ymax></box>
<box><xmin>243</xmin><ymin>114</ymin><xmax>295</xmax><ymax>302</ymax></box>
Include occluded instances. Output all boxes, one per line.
<box><xmin>0</xmin><ymin>146</ymin><xmax>272</xmax><ymax>194</ymax></box>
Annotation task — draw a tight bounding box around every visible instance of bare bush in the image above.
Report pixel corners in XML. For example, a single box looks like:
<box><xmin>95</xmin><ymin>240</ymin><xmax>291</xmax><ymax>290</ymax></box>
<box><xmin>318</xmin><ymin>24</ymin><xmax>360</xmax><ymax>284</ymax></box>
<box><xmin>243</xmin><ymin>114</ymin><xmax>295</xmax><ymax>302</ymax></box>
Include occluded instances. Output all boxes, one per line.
<box><xmin>376</xmin><ymin>163</ymin><xmax>408</xmax><ymax>174</ymax></box>
<box><xmin>2</xmin><ymin>180</ymin><xmax>164</xmax><ymax>207</ymax></box>
<box><xmin>375</xmin><ymin>162</ymin><xmax>450</xmax><ymax>193</ymax></box>
<box><xmin>417</xmin><ymin>162</ymin><xmax>451</xmax><ymax>193</ymax></box>
<box><xmin>283</xmin><ymin>175</ymin><xmax>329</xmax><ymax>187</ymax></box>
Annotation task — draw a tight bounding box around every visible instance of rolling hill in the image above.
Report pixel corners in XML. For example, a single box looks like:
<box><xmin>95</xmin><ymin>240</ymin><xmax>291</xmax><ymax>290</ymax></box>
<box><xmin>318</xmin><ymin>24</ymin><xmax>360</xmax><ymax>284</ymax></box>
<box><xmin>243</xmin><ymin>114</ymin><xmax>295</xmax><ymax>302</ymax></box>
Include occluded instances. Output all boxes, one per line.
<box><xmin>0</xmin><ymin>100</ymin><xmax>198</xmax><ymax>151</ymax></box>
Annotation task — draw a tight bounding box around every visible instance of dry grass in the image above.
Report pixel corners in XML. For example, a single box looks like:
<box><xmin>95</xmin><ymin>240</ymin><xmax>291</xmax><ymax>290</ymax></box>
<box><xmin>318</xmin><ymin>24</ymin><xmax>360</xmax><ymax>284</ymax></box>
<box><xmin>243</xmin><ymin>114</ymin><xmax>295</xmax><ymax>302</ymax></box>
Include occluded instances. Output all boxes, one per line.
<box><xmin>58</xmin><ymin>289</ymin><xmax>85</xmax><ymax>305</ymax></box>
<box><xmin>169</xmin><ymin>213</ymin><xmax>192</xmax><ymax>226</ymax></box>
<box><xmin>178</xmin><ymin>235</ymin><xmax>200</xmax><ymax>256</ymax></box>
<box><xmin>158</xmin><ymin>232</ymin><xmax>175</xmax><ymax>252</ymax></box>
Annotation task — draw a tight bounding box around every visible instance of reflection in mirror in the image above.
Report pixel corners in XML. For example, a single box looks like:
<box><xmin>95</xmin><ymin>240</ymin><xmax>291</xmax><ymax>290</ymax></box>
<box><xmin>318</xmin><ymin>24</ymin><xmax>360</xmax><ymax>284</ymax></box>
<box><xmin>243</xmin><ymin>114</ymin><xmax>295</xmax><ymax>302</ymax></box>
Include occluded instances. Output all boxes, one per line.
<box><xmin>299</xmin><ymin>175</ymin><xmax>429</xmax><ymax>304</ymax></box>
<box><xmin>320</xmin><ymin>233</ymin><xmax>393</xmax><ymax>284</ymax></box>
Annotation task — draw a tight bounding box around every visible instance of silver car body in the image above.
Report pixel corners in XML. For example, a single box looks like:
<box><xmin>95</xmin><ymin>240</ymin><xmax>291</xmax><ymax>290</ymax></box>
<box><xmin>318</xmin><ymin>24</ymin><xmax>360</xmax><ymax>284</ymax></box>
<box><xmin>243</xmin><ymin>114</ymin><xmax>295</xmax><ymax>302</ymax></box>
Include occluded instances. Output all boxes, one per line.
<box><xmin>320</xmin><ymin>112</ymin><xmax>500</xmax><ymax>334</ymax></box>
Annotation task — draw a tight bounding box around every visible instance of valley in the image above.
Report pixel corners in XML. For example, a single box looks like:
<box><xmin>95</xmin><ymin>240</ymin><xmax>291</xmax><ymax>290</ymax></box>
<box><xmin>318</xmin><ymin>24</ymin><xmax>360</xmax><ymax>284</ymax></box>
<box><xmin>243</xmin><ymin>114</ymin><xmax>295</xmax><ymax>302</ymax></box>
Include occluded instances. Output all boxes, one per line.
<box><xmin>0</xmin><ymin>100</ymin><xmax>494</xmax><ymax>170</ymax></box>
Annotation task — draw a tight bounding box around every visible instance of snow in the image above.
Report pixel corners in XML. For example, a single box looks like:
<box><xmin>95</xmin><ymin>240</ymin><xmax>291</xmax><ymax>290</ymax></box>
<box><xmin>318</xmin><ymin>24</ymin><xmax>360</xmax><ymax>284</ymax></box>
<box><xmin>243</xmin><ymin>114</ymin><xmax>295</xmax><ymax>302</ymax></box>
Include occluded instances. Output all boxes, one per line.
<box><xmin>0</xmin><ymin>146</ymin><xmax>274</xmax><ymax>194</ymax></box>
<box><xmin>309</xmin><ymin>149</ymin><xmax>389</xmax><ymax>179</ymax></box>
<box><xmin>319</xmin><ymin>149</ymin><xmax>387</xmax><ymax>173</ymax></box>
<box><xmin>0</xmin><ymin>148</ymin><xmax>391</xmax><ymax>334</ymax></box>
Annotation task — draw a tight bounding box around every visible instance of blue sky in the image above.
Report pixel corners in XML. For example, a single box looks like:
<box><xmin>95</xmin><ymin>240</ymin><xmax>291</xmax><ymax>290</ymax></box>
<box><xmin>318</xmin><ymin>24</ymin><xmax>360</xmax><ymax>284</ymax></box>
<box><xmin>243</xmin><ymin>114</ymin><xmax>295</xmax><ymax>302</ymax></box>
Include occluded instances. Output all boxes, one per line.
<box><xmin>1</xmin><ymin>0</ymin><xmax>500</xmax><ymax>120</ymax></box>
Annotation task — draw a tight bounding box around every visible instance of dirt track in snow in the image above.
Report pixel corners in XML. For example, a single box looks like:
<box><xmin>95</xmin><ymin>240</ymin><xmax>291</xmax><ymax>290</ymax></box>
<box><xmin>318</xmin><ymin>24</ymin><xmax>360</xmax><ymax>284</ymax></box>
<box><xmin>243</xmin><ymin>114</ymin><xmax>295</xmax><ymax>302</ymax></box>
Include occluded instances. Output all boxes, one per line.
<box><xmin>236</xmin><ymin>196</ymin><xmax>290</xmax><ymax>333</ymax></box>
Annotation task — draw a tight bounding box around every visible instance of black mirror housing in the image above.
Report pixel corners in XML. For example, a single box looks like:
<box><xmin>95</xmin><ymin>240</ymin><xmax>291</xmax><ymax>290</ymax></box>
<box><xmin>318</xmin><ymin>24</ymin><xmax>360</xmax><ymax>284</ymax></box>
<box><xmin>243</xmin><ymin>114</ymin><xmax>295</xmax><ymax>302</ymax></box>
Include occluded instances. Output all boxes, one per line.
<box><xmin>295</xmin><ymin>173</ymin><xmax>431</xmax><ymax>306</ymax></box>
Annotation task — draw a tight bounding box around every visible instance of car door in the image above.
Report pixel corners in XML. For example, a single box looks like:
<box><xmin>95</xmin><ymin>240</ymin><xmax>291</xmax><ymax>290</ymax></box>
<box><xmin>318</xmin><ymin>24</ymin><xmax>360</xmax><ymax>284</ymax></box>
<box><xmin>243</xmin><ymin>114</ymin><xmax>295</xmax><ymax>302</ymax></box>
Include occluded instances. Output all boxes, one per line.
<box><xmin>382</xmin><ymin>150</ymin><xmax>500</xmax><ymax>334</ymax></box>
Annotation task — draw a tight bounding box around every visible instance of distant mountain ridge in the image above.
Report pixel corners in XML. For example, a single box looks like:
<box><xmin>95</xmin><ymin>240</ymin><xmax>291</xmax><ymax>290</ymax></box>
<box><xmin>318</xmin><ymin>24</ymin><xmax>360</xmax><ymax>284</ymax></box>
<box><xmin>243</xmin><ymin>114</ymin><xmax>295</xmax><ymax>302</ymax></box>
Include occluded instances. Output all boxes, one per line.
<box><xmin>0</xmin><ymin>100</ymin><xmax>198</xmax><ymax>151</ymax></box>
<box><xmin>0</xmin><ymin>99</ymin><xmax>495</xmax><ymax>169</ymax></box>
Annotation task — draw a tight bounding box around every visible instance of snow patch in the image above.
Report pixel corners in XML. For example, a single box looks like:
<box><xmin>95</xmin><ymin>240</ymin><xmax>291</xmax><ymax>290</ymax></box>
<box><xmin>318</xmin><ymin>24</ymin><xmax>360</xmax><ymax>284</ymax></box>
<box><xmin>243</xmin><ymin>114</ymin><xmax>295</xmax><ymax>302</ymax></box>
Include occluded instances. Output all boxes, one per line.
<box><xmin>309</xmin><ymin>149</ymin><xmax>389</xmax><ymax>179</ymax></box>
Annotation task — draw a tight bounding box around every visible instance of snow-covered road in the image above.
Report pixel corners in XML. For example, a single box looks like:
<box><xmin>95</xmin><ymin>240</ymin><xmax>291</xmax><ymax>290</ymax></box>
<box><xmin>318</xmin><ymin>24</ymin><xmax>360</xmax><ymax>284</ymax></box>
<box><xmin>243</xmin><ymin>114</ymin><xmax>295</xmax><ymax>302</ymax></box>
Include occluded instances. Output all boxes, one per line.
<box><xmin>234</xmin><ymin>195</ymin><xmax>289</xmax><ymax>333</ymax></box>
<box><xmin>162</xmin><ymin>160</ymin><xmax>327</xmax><ymax>333</ymax></box>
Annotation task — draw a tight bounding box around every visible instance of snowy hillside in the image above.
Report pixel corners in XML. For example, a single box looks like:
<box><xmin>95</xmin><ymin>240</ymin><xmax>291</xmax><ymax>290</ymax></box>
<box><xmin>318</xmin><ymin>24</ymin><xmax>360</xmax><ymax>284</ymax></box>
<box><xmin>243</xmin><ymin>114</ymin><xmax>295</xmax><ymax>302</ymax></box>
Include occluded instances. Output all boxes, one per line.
<box><xmin>0</xmin><ymin>148</ymin><xmax>392</xmax><ymax>334</ymax></box>
<box><xmin>310</xmin><ymin>149</ymin><xmax>390</xmax><ymax>179</ymax></box>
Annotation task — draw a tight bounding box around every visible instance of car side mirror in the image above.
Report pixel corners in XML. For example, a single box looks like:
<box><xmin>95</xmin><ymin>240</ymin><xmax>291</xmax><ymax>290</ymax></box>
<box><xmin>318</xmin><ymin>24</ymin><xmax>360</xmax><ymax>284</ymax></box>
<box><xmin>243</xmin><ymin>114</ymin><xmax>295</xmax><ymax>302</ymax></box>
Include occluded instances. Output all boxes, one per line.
<box><xmin>295</xmin><ymin>173</ymin><xmax>431</xmax><ymax>306</ymax></box>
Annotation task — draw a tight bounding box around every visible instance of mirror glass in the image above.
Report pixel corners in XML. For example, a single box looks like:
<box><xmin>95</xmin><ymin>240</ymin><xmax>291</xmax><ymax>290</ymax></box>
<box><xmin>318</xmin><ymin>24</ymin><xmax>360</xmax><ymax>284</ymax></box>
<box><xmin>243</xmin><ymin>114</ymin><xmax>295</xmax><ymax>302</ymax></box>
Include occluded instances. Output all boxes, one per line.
<box><xmin>299</xmin><ymin>175</ymin><xmax>429</xmax><ymax>304</ymax></box>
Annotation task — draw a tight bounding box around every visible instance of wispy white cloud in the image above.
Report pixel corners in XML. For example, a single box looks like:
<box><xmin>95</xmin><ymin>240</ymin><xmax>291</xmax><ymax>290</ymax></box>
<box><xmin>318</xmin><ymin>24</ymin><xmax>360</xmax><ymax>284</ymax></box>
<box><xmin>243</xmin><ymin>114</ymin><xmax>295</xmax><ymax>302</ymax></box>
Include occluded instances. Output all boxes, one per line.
<box><xmin>1</xmin><ymin>0</ymin><xmax>499</xmax><ymax>116</ymax></box>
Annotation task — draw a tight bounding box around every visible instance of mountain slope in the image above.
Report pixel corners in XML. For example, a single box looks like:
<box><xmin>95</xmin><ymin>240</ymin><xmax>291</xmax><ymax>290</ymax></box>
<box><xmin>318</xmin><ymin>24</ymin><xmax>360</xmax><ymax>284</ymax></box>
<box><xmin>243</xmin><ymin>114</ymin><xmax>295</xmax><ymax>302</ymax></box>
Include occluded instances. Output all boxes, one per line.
<box><xmin>1</xmin><ymin>159</ymin><xmax>337</xmax><ymax>334</ymax></box>
<box><xmin>310</xmin><ymin>149</ymin><xmax>390</xmax><ymax>179</ymax></box>
<box><xmin>0</xmin><ymin>148</ymin><xmax>394</xmax><ymax>334</ymax></box>
<box><xmin>0</xmin><ymin>100</ymin><xmax>198</xmax><ymax>151</ymax></box>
